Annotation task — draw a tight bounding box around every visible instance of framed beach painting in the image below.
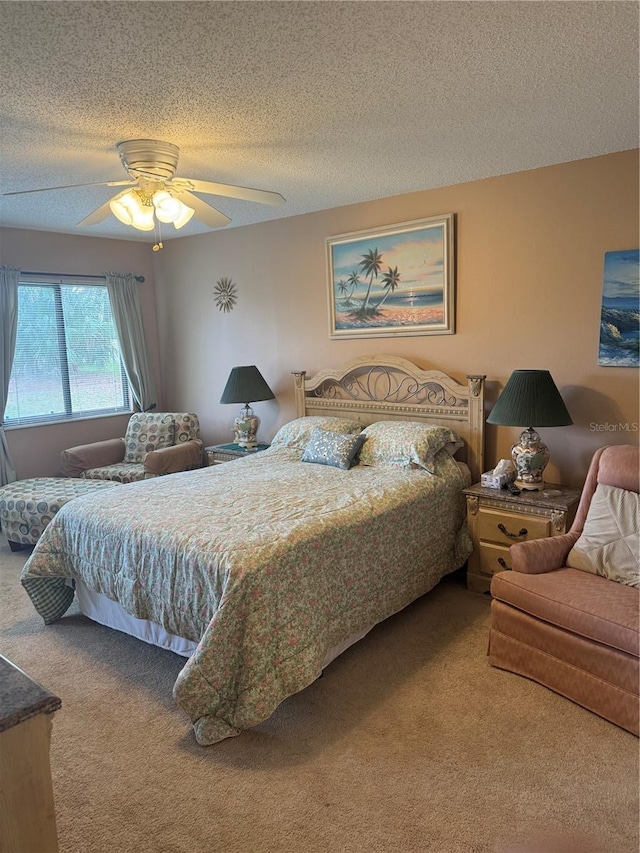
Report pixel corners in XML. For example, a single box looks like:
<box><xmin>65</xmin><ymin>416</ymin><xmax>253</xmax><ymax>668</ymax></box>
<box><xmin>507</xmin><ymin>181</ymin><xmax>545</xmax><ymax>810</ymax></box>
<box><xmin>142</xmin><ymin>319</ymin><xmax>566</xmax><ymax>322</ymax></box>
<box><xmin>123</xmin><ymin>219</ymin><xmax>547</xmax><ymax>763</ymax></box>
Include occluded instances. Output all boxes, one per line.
<box><xmin>326</xmin><ymin>214</ymin><xmax>455</xmax><ymax>339</ymax></box>
<box><xmin>598</xmin><ymin>249</ymin><xmax>639</xmax><ymax>367</ymax></box>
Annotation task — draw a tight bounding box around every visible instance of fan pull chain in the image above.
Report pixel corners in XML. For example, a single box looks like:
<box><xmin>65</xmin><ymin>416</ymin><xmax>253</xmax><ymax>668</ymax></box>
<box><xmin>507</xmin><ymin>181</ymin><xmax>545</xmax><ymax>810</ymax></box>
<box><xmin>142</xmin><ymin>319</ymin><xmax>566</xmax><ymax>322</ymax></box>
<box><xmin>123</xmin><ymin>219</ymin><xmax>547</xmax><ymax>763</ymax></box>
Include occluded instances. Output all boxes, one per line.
<box><xmin>152</xmin><ymin>220</ymin><xmax>164</xmax><ymax>252</ymax></box>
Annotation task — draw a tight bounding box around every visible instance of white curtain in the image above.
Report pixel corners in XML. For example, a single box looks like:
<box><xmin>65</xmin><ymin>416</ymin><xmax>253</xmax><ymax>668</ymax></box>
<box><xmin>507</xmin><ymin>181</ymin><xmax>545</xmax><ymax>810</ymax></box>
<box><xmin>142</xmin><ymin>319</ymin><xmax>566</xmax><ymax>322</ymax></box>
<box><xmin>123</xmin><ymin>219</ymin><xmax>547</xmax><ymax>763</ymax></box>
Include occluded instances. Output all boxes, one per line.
<box><xmin>0</xmin><ymin>266</ymin><xmax>19</xmax><ymax>485</ymax></box>
<box><xmin>105</xmin><ymin>271</ymin><xmax>157</xmax><ymax>412</ymax></box>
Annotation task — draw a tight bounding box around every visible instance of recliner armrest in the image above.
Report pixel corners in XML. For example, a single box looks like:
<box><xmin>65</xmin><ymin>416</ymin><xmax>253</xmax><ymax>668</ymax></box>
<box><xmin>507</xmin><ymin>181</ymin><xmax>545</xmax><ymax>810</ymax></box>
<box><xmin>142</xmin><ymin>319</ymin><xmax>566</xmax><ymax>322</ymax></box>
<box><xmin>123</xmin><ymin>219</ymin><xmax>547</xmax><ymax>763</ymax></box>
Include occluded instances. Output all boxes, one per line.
<box><xmin>509</xmin><ymin>531</ymin><xmax>580</xmax><ymax>574</ymax></box>
<box><xmin>144</xmin><ymin>439</ymin><xmax>203</xmax><ymax>477</ymax></box>
<box><xmin>60</xmin><ymin>438</ymin><xmax>126</xmax><ymax>477</ymax></box>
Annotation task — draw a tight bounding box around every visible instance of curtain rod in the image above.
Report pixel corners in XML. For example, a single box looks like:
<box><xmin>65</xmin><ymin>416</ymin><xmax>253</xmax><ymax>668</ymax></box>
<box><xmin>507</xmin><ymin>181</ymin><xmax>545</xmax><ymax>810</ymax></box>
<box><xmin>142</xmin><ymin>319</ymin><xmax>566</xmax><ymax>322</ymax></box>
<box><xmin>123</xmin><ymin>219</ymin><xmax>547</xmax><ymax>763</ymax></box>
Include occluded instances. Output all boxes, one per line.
<box><xmin>20</xmin><ymin>271</ymin><xmax>145</xmax><ymax>283</ymax></box>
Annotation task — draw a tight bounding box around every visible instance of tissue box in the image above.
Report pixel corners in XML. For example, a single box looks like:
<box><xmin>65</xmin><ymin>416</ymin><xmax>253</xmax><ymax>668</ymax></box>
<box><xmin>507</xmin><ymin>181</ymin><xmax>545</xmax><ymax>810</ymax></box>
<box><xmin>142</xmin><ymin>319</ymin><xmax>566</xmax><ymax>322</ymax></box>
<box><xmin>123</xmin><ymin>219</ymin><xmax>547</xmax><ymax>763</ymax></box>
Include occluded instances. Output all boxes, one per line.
<box><xmin>481</xmin><ymin>471</ymin><xmax>510</xmax><ymax>489</ymax></box>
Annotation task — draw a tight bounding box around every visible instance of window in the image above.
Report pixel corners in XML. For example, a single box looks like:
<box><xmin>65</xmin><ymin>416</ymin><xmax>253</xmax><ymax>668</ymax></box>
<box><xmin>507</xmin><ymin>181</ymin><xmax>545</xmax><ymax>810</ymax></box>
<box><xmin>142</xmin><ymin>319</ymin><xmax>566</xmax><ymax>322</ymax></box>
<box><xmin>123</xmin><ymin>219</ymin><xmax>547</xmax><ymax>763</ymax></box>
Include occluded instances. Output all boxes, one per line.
<box><xmin>5</xmin><ymin>278</ymin><xmax>131</xmax><ymax>426</ymax></box>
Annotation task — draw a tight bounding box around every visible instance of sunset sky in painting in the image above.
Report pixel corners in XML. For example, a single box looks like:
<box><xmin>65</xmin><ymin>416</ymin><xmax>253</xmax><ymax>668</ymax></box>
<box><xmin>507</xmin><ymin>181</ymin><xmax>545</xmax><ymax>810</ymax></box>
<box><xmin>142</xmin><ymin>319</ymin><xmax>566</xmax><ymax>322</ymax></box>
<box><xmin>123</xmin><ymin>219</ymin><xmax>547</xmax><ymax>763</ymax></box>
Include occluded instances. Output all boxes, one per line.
<box><xmin>330</xmin><ymin>223</ymin><xmax>445</xmax><ymax>300</ymax></box>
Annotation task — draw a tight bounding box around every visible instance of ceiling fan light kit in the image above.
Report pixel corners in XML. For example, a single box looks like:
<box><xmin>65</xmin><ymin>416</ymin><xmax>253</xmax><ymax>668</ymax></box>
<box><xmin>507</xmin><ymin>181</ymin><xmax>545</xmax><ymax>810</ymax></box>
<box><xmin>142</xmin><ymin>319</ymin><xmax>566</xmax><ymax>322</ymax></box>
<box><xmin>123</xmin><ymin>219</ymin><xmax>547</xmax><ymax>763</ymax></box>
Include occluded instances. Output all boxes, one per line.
<box><xmin>109</xmin><ymin>185</ymin><xmax>195</xmax><ymax>231</ymax></box>
<box><xmin>3</xmin><ymin>138</ymin><xmax>285</xmax><ymax>241</ymax></box>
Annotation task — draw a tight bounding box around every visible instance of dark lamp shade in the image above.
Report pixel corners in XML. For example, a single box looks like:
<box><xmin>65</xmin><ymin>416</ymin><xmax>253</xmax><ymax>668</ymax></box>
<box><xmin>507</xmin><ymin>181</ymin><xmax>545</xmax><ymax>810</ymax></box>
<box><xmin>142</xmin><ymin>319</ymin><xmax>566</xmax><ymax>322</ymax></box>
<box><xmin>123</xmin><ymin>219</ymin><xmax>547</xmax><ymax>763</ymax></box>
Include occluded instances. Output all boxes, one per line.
<box><xmin>220</xmin><ymin>365</ymin><xmax>275</xmax><ymax>405</ymax></box>
<box><xmin>486</xmin><ymin>370</ymin><xmax>573</xmax><ymax>428</ymax></box>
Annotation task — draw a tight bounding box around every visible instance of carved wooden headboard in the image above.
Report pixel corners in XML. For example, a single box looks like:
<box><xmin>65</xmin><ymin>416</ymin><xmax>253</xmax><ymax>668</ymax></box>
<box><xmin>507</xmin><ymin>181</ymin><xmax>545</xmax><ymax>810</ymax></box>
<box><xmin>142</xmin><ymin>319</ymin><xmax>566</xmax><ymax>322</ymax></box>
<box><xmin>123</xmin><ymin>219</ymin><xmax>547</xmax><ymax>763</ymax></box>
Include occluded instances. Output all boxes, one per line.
<box><xmin>293</xmin><ymin>355</ymin><xmax>485</xmax><ymax>482</ymax></box>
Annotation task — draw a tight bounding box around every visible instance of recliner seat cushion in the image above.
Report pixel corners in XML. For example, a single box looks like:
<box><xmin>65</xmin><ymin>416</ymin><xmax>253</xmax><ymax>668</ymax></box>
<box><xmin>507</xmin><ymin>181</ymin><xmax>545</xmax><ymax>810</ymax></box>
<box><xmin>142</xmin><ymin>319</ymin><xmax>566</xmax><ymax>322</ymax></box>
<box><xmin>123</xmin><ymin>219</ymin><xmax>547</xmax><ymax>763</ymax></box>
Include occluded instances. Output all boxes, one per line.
<box><xmin>491</xmin><ymin>567</ymin><xmax>640</xmax><ymax>657</ymax></box>
<box><xmin>83</xmin><ymin>463</ymin><xmax>146</xmax><ymax>484</ymax></box>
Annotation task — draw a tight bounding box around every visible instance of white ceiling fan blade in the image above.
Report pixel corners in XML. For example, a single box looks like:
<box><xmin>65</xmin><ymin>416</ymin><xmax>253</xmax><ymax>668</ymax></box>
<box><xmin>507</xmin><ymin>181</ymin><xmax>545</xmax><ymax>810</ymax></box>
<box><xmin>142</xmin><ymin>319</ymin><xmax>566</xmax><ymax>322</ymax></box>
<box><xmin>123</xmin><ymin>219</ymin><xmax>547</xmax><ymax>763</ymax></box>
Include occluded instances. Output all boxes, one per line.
<box><xmin>180</xmin><ymin>178</ymin><xmax>285</xmax><ymax>207</ymax></box>
<box><xmin>77</xmin><ymin>190</ymin><xmax>128</xmax><ymax>226</ymax></box>
<box><xmin>179</xmin><ymin>191</ymin><xmax>231</xmax><ymax>228</ymax></box>
<box><xmin>4</xmin><ymin>179</ymin><xmax>134</xmax><ymax>197</ymax></box>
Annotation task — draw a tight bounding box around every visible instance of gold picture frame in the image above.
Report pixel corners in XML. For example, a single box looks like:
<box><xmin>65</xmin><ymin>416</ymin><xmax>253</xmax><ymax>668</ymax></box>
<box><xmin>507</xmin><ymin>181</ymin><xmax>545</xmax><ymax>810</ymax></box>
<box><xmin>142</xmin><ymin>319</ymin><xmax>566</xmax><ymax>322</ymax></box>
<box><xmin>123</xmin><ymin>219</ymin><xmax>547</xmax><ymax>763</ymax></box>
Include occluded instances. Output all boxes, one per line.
<box><xmin>326</xmin><ymin>213</ymin><xmax>455</xmax><ymax>339</ymax></box>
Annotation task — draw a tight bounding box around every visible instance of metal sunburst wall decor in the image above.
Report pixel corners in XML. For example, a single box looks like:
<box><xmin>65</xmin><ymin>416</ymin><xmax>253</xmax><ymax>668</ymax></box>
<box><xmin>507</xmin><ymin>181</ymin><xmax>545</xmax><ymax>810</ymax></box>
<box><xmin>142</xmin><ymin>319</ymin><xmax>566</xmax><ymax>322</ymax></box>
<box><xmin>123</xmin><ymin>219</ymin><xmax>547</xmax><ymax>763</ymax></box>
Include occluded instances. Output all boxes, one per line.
<box><xmin>214</xmin><ymin>276</ymin><xmax>237</xmax><ymax>313</ymax></box>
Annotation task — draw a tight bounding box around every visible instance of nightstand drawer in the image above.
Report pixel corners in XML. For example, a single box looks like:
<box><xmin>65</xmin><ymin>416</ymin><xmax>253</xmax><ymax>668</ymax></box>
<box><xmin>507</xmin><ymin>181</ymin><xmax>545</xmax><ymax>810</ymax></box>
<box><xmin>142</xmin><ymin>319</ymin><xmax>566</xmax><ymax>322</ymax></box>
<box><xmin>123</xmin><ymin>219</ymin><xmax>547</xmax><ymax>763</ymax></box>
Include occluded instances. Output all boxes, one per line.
<box><xmin>478</xmin><ymin>542</ymin><xmax>513</xmax><ymax>576</ymax></box>
<box><xmin>477</xmin><ymin>508</ymin><xmax>550</xmax><ymax>544</ymax></box>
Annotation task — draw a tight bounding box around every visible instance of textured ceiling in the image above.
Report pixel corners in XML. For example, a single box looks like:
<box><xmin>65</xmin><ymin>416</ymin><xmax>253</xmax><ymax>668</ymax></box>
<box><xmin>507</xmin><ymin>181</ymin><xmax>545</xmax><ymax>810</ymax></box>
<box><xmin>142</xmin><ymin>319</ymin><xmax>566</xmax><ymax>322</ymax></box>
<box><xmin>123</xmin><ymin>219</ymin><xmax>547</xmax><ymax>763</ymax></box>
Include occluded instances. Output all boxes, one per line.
<box><xmin>0</xmin><ymin>1</ymin><xmax>638</xmax><ymax>243</ymax></box>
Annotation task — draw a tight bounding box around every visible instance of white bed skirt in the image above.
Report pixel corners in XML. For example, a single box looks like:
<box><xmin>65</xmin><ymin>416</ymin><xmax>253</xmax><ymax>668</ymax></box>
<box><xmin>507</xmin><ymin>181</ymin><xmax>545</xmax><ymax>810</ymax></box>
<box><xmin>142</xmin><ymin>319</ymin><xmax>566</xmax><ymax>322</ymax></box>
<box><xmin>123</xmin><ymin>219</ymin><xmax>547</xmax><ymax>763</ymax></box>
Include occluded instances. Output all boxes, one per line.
<box><xmin>75</xmin><ymin>579</ymin><xmax>372</xmax><ymax>667</ymax></box>
<box><xmin>76</xmin><ymin>580</ymin><xmax>198</xmax><ymax>657</ymax></box>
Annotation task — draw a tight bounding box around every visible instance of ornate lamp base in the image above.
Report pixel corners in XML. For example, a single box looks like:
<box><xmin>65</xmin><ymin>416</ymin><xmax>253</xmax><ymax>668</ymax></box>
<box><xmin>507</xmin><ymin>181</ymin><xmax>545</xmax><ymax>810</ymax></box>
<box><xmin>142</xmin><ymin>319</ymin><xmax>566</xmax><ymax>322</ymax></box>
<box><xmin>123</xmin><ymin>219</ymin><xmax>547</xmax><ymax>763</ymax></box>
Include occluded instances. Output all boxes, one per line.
<box><xmin>511</xmin><ymin>427</ymin><xmax>550</xmax><ymax>491</ymax></box>
<box><xmin>233</xmin><ymin>404</ymin><xmax>260</xmax><ymax>448</ymax></box>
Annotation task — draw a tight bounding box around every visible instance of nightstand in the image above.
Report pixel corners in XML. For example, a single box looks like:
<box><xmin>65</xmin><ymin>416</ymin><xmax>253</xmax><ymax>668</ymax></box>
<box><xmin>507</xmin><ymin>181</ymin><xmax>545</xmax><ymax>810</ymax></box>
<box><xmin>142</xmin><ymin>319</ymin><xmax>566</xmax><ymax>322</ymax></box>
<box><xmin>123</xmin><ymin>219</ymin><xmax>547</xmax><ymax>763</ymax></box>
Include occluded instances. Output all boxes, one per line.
<box><xmin>205</xmin><ymin>442</ymin><xmax>270</xmax><ymax>465</ymax></box>
<box><xmin>463</xmin><ymin>482</ymin><xmax>581</xmax><ymax>594</ymax></box>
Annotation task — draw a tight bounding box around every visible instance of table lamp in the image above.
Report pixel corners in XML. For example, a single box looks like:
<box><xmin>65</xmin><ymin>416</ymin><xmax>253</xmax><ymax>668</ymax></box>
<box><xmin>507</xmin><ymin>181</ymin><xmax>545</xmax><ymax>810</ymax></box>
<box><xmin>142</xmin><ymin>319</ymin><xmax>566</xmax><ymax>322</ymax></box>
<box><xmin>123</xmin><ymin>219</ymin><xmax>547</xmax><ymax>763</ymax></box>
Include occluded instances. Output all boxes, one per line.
<box><xmin>220</xmin><ymin>365</ymin><xmax>275</xmax><ymax>448</ymax></box>
<box><xmin>486</xmin><ymin>369</ymin><xmax>573</xmax><ymax>490</ymax></box>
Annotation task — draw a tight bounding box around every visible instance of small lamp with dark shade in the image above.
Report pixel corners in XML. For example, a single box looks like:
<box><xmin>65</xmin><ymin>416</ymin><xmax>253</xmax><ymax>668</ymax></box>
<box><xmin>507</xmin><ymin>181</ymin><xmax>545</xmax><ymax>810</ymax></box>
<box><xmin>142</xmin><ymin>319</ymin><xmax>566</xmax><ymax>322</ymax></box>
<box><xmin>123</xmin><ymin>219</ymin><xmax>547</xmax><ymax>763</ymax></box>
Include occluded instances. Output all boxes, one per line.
<box><xmin>486</xmin><ymin>369</ymin><xmax>573</xmax><ymax>491</ymax></box>
<box><xmin>220</xmin><ymin>365</ymin><xmax>275</xmax><ymax>448</ymax></box>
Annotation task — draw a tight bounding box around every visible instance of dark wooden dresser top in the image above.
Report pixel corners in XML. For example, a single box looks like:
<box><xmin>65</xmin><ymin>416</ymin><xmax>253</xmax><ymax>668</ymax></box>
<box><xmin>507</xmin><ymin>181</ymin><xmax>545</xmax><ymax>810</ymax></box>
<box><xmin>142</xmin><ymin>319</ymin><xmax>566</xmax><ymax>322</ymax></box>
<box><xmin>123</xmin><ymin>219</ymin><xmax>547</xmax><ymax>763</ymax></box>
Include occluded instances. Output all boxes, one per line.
<box><xmin>0</xmin><ymin>654</ymin><xmax>61</xmax><ymax>733</ymax></box>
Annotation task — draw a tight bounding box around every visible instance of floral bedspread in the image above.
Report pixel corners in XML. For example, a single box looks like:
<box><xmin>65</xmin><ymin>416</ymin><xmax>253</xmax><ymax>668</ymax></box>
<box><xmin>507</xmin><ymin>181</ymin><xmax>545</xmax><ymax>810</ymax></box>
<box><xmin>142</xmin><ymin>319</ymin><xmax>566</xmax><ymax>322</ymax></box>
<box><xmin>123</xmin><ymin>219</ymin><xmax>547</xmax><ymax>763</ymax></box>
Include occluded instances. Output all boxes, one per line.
<box><xmin>21</xmin><ymin>447</ymin><xmax>471</xmax><ymax>745</ymax></box>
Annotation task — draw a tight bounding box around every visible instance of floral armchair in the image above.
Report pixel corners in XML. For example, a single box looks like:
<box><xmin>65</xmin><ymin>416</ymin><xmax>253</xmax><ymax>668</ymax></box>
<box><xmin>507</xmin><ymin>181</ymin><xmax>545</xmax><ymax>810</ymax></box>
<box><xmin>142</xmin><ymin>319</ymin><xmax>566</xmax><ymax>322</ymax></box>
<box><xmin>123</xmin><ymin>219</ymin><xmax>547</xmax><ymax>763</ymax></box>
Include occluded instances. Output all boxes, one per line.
<box><xmin>60</xmin><ymin>412</ymin><xmax>203</xmax><ymax>484</ymax></box>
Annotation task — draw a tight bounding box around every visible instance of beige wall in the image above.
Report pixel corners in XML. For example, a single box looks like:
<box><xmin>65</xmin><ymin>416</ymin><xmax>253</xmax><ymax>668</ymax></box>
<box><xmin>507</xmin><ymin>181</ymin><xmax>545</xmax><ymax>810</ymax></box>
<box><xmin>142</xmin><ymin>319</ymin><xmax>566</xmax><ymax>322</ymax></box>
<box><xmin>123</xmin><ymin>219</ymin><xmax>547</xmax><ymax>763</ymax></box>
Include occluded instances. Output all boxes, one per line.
<box><xmin>1</xmin><ymin>151</ymin><xmax>637</xmax><ymax>485</ymax></box>
<box><xmin>0</xmin><ymin>229</ymin><xmax>161</xmax><ymax>478</ymax></box>
<box><xmin>154</xmin><ymin>150</ymin><xmax>639</xmax><ymax>487</ymax></box>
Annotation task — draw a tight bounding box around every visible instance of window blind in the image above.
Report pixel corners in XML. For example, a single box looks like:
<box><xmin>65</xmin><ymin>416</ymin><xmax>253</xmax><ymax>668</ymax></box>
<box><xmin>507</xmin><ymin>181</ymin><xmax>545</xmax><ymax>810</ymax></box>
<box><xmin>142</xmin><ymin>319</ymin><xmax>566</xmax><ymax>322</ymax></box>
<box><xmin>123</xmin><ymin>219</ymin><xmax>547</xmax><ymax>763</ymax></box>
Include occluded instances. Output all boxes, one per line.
<box><xmin>5</xmin><ymin>279</ymin><xmax>131</xmax><ymax>425</ymax></box>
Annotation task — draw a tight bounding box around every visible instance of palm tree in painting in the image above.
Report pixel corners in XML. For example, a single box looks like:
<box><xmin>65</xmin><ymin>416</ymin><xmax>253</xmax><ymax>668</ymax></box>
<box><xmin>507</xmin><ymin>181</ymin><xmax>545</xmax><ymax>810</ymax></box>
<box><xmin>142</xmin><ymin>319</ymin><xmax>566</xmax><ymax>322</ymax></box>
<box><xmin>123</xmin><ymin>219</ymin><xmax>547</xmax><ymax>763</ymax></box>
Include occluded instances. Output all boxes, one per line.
<box><xmin>374</xmin><ymin>265</ymin><xmax>401</xmax><ymax>311</ymax></box>
<box><xmin>337</xmin><ymin>279</ymin><xmax>349</xmax><ymax>304</ymax></box>
<box><xmin>347</xmin><ymin>270</ymin><xmax>361</xmax><ymax>300</ymax></box>
<box><xmin>358</xmin><ymin>248</ymin><xmax>384</xmax><ymax>314</ymax></box>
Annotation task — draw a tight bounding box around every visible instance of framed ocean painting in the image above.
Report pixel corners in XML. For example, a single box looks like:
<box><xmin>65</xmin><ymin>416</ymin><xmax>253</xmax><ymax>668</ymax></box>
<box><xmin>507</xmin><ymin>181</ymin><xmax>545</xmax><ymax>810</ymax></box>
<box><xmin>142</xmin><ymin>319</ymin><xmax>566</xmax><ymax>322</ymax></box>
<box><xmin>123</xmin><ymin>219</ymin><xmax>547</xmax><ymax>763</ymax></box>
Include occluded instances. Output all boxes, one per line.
<box><xmin>598</xmin><ymin>249</ymin><xmax>639</xmax><ymax>367</ymax></box>
<box><xmin>326</xmin><ymin>214</ymin><xmax>455</xmax><ymax>339</ymax></box>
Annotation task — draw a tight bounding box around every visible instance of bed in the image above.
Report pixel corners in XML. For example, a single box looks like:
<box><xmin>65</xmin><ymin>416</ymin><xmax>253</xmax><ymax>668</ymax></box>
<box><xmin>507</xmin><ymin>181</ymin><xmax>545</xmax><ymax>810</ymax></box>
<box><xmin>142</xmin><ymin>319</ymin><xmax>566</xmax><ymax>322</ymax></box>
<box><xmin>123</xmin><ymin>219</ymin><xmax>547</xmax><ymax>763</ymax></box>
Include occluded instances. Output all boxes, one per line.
<box><xmin>21</xmin><ymin>355</ymin><xmax>485</xmax><ymax>745</ymax></box>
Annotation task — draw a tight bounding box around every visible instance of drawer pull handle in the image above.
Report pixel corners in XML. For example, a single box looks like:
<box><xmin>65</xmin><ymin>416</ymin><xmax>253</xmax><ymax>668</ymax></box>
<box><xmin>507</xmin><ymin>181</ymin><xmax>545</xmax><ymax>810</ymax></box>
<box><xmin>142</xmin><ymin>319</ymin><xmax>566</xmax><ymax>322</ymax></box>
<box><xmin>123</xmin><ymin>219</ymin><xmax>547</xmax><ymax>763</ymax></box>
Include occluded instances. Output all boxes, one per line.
<box><xmin>497</xmin><ymin>557</ymin><xmax>511</xmax><ymax>570</ymax></box>
<box><xmin>497</xmin><ymin>523</ymin><xmax>528</xmax><ymax>539</ymax></box>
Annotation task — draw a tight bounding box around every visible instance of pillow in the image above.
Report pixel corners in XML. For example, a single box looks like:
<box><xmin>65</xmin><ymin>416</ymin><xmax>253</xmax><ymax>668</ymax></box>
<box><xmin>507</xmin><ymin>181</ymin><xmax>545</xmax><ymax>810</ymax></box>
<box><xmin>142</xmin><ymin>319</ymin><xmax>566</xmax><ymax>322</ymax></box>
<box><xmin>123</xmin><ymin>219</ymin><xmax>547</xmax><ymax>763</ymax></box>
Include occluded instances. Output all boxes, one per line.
<box><xmin>270</xmin><ymin>416</ymin><xmax>363</xmax><ymax>450</ymax></box>
<box><xmin>566</xmin><ymin>483</ymin><xmax>639</xmax><ymax>588</ymax></box>
<box><xmin>124</xmin><ymin>413</ymin><xmax>175</xmax><ymax>463</ymax></box>
<box><xmin>301</xmin><ymin>428</ymin><xmax>366</xmax><ymax>470</ymax></box>
<box><xmin>358</xmin><ymin>421</ymin><xmax>463</xmax><ymax>474</ymax></box>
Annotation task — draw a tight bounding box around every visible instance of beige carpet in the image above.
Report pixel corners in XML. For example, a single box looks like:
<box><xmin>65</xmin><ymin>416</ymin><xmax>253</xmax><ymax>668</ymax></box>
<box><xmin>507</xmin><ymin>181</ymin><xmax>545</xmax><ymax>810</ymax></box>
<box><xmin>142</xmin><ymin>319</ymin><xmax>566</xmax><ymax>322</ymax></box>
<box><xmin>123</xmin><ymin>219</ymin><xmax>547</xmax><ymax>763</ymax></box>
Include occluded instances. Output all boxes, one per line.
<box><xmin>1</xmin><ymin>543</ymin><xmax>637</xmax><ymax>853</ymax></box>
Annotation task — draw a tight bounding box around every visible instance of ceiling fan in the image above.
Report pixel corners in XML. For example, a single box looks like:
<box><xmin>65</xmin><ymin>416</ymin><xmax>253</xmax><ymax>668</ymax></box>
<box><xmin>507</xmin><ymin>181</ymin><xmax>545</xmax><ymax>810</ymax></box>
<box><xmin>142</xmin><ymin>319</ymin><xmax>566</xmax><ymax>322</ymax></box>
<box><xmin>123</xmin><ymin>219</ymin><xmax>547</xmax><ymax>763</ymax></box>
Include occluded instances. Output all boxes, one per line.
<box><xmin>3</xmin><ymin>139</ymin><xmax>285</xmax><ymax>233</ymax></box>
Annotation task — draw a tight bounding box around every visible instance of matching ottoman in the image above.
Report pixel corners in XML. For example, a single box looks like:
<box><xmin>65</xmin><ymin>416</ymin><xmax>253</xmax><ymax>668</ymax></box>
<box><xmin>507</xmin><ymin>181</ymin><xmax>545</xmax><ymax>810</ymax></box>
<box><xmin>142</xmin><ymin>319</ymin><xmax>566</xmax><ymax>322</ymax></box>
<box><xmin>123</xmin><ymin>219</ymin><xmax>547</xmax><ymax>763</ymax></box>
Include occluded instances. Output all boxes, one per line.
<box><xmin>0</xmin><ymin>478</ymin><xmax>121</xmax><ymax>550</ymax></box>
